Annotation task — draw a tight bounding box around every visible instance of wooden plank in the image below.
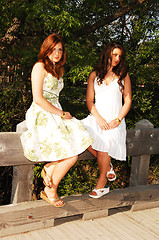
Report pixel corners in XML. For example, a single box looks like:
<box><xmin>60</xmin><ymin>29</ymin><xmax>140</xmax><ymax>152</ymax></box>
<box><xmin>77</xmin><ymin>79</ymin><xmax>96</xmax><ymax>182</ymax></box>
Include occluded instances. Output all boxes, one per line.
<box><xmin>106</xmin><ymin>215</ymin><xmax>144</xmax><ymax>240</ymax></box>
<box><xmin>126</xmin><ymin>128</ymin><xmax>159</xmax><ymax>156</ymax></box>
<box><xmin>0</xmin><ymin>184</ymin><xmax>159</xmax><ymax>237</ymax></box>
<box><xmin>1</xmin><ymin>208</ymin><xmax>159</xmax><ymax>240</ymax></box>
<box><xmin>131</xmin><ymin>200</ymin><xmax>159</xmax><ymax>211</ymax></box>
<box><xmin>82</xmin><ymin>209</ymin><xmax>108</xmax><ymax>220</ymax></box>
<box><xmin>0</xmin><ymin>132</ymin><xmax>32</xmax><ymax>166</ymax></box>
<box><xmin>58</xmin><ymin>222</ymin><xmax>90</xmax><ymax>240</ymax></box>
<box><xmin>72</xmin><ymin>221</ymin><xmax>107</xmax><ymax>240</ymax></box>
<box><xmin>0</xmin><ymin>128</ymin><xmax>159</xmax><ymax>166</ymax></box>
<box><xmin>11</xmin><ymin>165</ymin><xmax>34</xmax><ymax>204</ymax></box>
<box><xmin>129</xmin><ymin>119</ymin><xmax>154</xmax><ymax>187</ymax></box>
<box><xmin>0</xmin><ymin>219</ymin><xmax>55</xmax><ymax>238</ymax></box>
<box><xmin>109</xmin><ymin>213</ymin><xmax>157</xmax><ymax>240</ymax></box>
<box><xmin>11</xmin><ymin>126</ymin><xmax>34</xmax><ymax>204</ymax></box>
<box><xmin>86</xmin><ymin>220</ymin><xmax>117</xmax><ymax>239</ymax></box>
<box><xmin>129</xmin><ymin>155</ymin><xmax>150</xmax><ymax>186</ymax></box>
<box><xmin>125</xmin><ymin>210</ymin><xmax>159</xmax><ymax>238</ymax></box>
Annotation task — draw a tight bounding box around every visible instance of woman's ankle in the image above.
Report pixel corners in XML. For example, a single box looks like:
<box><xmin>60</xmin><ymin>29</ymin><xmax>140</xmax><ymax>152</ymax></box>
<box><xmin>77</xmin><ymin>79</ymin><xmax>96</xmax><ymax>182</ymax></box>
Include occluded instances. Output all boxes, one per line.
<box><xmin>44</xmin><ymin>186</ymin><xmax>58</xmax><ymax>198</ymax></box>
<box><xmin>95</xmin><ymin>177</ymin><xmax>107</xmax><ymax>189</ymax></box>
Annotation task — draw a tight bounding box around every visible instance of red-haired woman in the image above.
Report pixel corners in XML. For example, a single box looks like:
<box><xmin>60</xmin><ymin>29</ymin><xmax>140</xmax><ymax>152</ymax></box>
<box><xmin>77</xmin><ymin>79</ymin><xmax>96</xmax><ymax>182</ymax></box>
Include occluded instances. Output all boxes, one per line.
<box><xmin>21</xmin><ymin>34</ymin><xmax>93</xmax><ymax>207</ymax></box>
<box><xmin>82</xmin><ymin>42</ymin><xmax>132</xmax><ymax>198</ymax></box>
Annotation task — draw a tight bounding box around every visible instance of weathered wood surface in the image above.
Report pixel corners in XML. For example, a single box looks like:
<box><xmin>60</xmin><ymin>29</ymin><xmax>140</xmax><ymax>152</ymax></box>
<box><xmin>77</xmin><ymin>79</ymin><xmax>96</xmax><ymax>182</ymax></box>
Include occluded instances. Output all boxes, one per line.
<box><xmin>10</xmin><ymin>125</ymin><xmax>34</xmax><ymax>204</ymax></box>
<box><xmin>1</xmin><ymin>119</ymin><xmax>159</xmax><ymax>203</ymax></box>
<box><xmin>11</xmin><ymin>165</ymin><xmax>34</xmax><ymax>204</ymax></box>
<box><xmin>0</xmin><ymin>128</ymin><xmax>159</xmax><ymax>166</ymax></box>
<box><xmin>129</xmin><ymin>119</ymin><xmax>154</xmax><ymax>187</ymax></box>
<box><xmin>0</xmin><ymin>184</ymin><xmax>159</xmax><ymax>237</ymax></box>
<box><xmin>2</xmin><ymin>207</ymin><xmax>159</xmax><ymax>240</ymax></box>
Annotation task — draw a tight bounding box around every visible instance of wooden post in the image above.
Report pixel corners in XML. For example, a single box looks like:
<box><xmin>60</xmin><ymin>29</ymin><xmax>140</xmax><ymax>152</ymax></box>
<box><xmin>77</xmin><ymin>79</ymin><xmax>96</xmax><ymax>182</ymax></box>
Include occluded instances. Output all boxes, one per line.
<box><xmin>129</xmin><ymin>119</ymin><xmax>154</xmax><ymax>187</ymax></box>
<box><xmin>11</xmin><ymin>121</ymin><xmax>34</xmax><ymax>203</ymax></box>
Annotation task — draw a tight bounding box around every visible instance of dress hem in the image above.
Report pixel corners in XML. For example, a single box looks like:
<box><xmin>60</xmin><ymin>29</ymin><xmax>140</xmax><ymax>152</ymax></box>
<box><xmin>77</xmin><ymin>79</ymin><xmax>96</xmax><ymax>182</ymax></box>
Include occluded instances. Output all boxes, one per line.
<box><xmin>91</xmin><ymin>146</ymin><xmax>126</xmax><ymax>161</ymax></box>
<box><xmin>23</xmin><ymin>141</ymin><xmax>93</xmax><ymax>163</ymax></box>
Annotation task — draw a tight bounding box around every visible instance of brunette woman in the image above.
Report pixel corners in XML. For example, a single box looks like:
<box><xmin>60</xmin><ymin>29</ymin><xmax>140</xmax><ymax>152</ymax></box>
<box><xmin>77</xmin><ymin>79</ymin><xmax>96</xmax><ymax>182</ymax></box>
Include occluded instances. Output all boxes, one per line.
<box><xmin>82</xmin><ymin>42</ymin><xmax>131</xmax><ymax>198</ymax></box>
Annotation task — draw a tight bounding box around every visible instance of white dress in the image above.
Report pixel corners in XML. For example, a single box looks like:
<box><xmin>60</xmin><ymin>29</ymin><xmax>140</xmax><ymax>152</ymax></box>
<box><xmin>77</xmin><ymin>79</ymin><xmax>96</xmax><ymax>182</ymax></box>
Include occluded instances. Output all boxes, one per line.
<box><xmin>82</xmin><ymin>77</ymin><xmax>126</xmax><ymax>161</ymax></box>
<box><xmin>21</xmin><ymin>73</ymin><xmax>94</xmax><ymax>162</ymax></box>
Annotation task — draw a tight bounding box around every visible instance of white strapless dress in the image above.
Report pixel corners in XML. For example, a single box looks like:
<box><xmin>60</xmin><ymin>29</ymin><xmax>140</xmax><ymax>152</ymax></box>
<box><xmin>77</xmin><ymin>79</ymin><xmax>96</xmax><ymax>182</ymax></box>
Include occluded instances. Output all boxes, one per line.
<box><xmin>82</xmin><ymin>77</ymin><xmax>126</xmax><ymax>160</ymax></box>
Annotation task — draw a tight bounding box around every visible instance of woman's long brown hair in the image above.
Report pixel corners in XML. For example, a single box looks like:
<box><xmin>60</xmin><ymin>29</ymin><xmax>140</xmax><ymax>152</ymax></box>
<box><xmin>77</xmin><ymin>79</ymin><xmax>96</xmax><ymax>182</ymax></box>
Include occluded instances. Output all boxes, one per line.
<box><xmin>38</xmin><ymin>34</ymin><xmax>66</xmax><ymax>79</ymax></box>
<box><xmin>96</xmin><ymin>42</ymin><xmax>128</xmax><ymax>92</ymax></box>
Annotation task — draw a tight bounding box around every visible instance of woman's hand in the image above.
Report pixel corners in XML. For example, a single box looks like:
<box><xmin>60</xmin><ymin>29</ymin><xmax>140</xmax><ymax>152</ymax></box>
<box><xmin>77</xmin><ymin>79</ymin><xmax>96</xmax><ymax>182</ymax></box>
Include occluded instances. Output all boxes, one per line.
<box><xmin>96</xmin><ymin>116</ymin><xmax>109</xmax><ymax>130</ymax></box>
<box><xmin>62</xmin><ymin>111</ymin><xmax>72</xmax><ymax>119</ymax></box>
<box><xmin>108</xmin><ymin>119</ymin><xmax>120</xmax><ymax>129</ymax></box>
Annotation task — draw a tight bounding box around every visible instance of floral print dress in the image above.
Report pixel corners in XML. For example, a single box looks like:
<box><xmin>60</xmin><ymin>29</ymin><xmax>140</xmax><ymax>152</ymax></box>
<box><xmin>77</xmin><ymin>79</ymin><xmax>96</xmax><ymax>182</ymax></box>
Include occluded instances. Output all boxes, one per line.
<box><xmin>21</xmin><ymin>73</ymin><xmax>94</xmax><ymax>162</ymax></box>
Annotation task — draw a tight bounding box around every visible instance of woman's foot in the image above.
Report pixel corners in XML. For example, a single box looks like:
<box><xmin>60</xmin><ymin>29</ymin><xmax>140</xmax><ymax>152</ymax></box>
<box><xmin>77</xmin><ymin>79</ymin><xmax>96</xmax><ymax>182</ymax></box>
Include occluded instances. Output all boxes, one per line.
<box><xmin>89</xmin><ymin>177</ymin><xmax>107</xmax><ymax>197</ymax></box>
<box><xmin>89</xmin><ymin>186</ymin><xmax>109</xmax><ymax>198</ymax></box>
<box><xmin>40</xmin><ymin>187</ymin><xmax>65</xmax><ymax>207</ymax></box>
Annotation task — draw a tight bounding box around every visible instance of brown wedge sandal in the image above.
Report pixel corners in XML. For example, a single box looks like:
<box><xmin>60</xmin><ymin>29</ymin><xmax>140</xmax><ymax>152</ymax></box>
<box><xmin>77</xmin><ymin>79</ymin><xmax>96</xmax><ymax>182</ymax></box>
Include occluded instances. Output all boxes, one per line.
<box><xmin>40</xmin><ymin>191</ymin><xmax>65</xmax><ymax>207</ymax></box>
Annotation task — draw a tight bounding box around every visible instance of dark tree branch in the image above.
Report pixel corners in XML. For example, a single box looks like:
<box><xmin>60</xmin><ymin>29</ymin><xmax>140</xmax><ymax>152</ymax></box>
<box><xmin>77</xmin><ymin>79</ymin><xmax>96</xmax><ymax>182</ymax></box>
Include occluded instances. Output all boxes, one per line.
<box><xmin>75</xmin><ymin>0</ymin><xmax>151</xmax><ymax>37</ymax></box>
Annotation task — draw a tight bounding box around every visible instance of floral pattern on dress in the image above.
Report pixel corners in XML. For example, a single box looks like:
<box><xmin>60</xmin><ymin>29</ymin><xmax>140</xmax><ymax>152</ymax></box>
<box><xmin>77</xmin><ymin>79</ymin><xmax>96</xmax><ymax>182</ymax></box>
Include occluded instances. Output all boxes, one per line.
<box><xmin>21</xmin><ymin>73</ymin><xmax>94</xmax><ymax>162</ymax></box>
<box><xmin>35</xmin><ymin>112</ymin><xmax>48</xmax><ymax>127</ymax></box>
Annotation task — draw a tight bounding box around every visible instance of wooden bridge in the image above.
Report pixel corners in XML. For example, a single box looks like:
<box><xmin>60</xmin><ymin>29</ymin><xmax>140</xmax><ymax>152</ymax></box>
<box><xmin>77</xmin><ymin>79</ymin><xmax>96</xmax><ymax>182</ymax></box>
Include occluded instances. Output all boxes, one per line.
<box><xmin>0</xmin><ymin>119</ymin><xmax>159</xmax><ymax>238</ymax></box>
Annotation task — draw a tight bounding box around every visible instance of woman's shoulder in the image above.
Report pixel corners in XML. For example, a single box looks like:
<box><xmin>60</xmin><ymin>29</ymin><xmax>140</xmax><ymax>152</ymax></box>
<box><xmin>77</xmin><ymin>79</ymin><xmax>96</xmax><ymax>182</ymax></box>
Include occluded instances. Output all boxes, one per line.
<box><xmin>123</xmin><ymin>73</ymin><xmax>130</xmax><ymax>83</ymax></box>
<box><xmin>90</xmin><ymin>71</ymin><xmax>97</xmax><ymax>78</ymax></box>
<box><xmin>32</xmin><ymin>62</ymin><xmax>47</xmax><ymax>77</ymax></box>
<box><xmin>33</xmin><ymin>61</ymin><xmax>45</xmax><ymax>71</ymax></box>
<box><xmin>88</xmin><ymin>71</ymin><xmax>97</xmax><ymax>83</ymax></box>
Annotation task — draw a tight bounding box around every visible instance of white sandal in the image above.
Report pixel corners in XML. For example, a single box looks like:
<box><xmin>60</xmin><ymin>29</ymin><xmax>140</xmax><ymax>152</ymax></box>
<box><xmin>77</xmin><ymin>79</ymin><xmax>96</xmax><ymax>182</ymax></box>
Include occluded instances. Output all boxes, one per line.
<box><xmin>107</xmin><ymin>163</ymin><xmax>116</xmax><ymax>181</ymax></box>
<box><xmin>89</xmin><ymin>186</ymin><xmax>109</xmax><ymax>199</ymax></box>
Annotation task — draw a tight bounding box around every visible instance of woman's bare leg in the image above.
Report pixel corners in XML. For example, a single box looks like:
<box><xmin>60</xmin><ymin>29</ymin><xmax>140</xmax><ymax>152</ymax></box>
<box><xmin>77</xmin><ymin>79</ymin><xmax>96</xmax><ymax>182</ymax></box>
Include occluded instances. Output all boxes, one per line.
<box><xmin>87</xmin><ymin>145</ymin><xmax>97</xmax><ymax>157</ymax></box>
<box><xmin>90</xmin><ymin>151</ymin><xmax>111</xmax><ymax>196</ymax></box>
<box><xmin>42</xmin><ymin>162</ymin><xmax>58</xmax><ymax>187</ymax></box>
<box><xmin>44</xmin><ymin>155</ymin><xmax>78</xmax><ymax>206</ymax></box>
<box><xmin>87</xmin><ymin>147</ymin><xmax>115</xmax><ymax>181</ymax></box>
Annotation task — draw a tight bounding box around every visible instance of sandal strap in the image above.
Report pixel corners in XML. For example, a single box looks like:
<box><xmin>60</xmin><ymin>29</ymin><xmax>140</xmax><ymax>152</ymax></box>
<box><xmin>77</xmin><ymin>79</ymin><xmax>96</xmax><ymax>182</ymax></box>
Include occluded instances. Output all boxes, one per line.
<box><xmin>50</xmin><ymin>197</ymin><xmax>64</xmax><ymax>204</ymax></box>
<box><xmin>42</xmin><ymin>168</ymin><xmax>52</xmax><ymax>181</ymax></box>
<box><xmin>41</xmin><ymin>168</ymin><xmax>52</xmax><ymax>187</ymax></box>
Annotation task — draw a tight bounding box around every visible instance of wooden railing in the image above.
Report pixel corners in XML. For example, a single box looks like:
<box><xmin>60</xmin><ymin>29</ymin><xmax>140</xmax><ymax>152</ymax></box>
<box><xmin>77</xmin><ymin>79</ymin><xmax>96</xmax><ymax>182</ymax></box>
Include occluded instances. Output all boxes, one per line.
<box><xmin>0</xmin><ymin>119</ymin><xmax>159</xmax><ymax>237</ymax></box>
<box><xmin>0</xmin><ymin>118</ymin><xmax>158</xmax><ymax>204</ymax></box>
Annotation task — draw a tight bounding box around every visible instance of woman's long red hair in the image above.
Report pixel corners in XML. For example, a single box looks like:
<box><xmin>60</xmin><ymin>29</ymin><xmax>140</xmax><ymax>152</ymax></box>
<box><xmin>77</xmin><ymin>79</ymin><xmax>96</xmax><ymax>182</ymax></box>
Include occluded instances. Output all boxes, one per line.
<box><xmin>38</xmin><ymin>34</ymin><xmax>66</xmax><ymax>79</ymax></box>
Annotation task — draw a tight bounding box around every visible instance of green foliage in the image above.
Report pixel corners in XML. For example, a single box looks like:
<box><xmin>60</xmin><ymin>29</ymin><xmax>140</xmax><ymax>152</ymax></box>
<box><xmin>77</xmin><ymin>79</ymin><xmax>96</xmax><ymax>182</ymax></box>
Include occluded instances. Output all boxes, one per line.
<box><xmin>67</xmin><ymin>65</ymin><xmax>94</xmax><ymax>84</ymax></box>
<box><xmin>127</xmin><ymin>36</ymin><xmax>159</xmax><ymax>128</ymax></box>
<box><xmin>58</xmin><ymin>159</ymin><xmax>98</xmax><ymax>196</ymax></box>
<box><xmin>148</xmin><ymin>155</ymin><xmax>159</xmax><ymax>185</ymax></box>
<box><xmin>0</xmin><ymin>82</ymin><xmax>31</xmax><ymax>131</ymax></box>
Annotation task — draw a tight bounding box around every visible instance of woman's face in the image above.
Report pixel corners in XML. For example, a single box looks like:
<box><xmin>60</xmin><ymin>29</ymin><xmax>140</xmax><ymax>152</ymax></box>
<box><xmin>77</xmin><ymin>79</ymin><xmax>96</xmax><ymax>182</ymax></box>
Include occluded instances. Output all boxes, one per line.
<box><xmin>111</xmin><ymin>48</ymin><xmax>122</xmax><ymax>67</ymax></box>
<box><xmin>48</xmin><ymin>42</ymin><xmax>63</xmax><ymax>64</ymax></box>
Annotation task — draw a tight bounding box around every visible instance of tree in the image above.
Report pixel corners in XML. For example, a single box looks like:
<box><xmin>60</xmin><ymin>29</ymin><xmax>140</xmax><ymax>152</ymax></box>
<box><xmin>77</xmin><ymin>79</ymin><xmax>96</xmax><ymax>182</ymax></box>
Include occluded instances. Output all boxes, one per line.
<box><xmin>0</xmin><ymin>0</ymin><xmax>158</xmax><ymax>130</ymax></box>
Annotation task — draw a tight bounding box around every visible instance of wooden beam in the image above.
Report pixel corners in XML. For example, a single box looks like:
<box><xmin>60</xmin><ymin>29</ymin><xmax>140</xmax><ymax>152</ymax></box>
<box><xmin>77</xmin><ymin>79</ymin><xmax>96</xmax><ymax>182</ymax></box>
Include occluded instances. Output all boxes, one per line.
<box><xmin>11</xmin><ymin>165</ymin><xmax>34</xmax><ymax>204</ymax></box>
<box><xmin>11</xmin><ymin>126</ymin><xmax>34</xmax><ymax>204</ymax></box>
<box><xmin>0</xmin><ymin>132</ymin><xmax>30</xmax><ymax>166</ymax></box>
<box><xmin>0</xmin><ymin>184</ymin><xmax>159</xmax><ymax>237</ymax></box>
<box><xmin>129</xmin><ymin>119</ymin><xmax>154</xmax><ymax>187</ymax></box>
<box><xmin>0</xmin><ymin>128</ymin><xmax>159</xmax><ymax>166</ymax></box>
